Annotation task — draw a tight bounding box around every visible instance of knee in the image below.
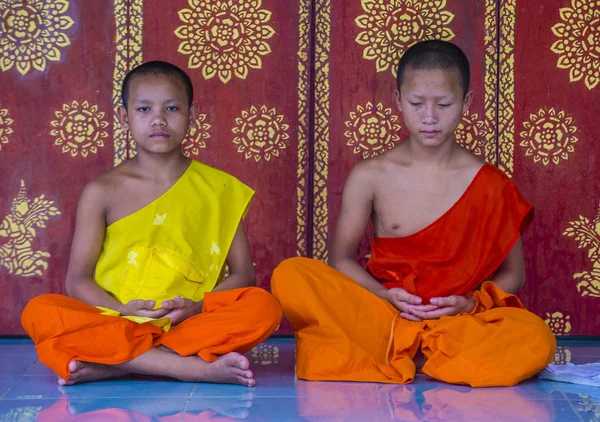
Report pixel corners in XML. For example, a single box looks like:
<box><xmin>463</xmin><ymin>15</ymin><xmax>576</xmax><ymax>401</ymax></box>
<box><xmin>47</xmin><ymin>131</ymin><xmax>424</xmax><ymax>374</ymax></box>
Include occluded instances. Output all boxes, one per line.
<box><xmin>244</xmin><ymin>287</ymin><xmax>282</xmax><ymax>328</ymax></box>
<box><xmin>517</xmin><ymin>312</ymin><xmax>557</xmax><ymax>369</ymax></box>
<box><xmin>21</xmin><ymin>294</ymin><xmax>61</xmax><ymax>337</ymax></box>
<box><xmin>271</xmin><ymin>257</ymin><xmax>322</xmax><ymax>297</ymax></box>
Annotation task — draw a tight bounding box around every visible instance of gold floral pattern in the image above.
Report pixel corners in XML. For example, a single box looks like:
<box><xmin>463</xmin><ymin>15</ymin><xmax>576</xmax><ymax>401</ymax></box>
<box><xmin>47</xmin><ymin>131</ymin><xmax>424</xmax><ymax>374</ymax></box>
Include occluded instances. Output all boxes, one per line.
<box><xmin>519</xmin><ymin>108</ymin><xmax>578</xmax><ymax>166</ymax></box>
<box><xmin>563</xmin><ymin>205</ymin><xmax>600</xmax><ymax>297</ymax></box>
<box><xmin>344</xmin><ymin>102</ymin><xmax>401</xmax><ymax>159</ymax></box>
<box><xmin>232</xmin><ymin>105</ymin><xmax>289</xmax><ymax>162</ymax></box>
<box><xmin>544</xmin><ymin>311</ymin><xmax>572</xmax><ymax>335</ymax></box>
<box><xmin>182</xmin><ymin>114</ymin><xmax>211</xmax><ymax>158</ymax></box>
<box><xmin>251</xmin><ymin>343</ymin><xmax>279</xmax><ymax>366</ymax></box>
<box><xmin>553</xmin><ymin>346</ymin><xmax>572</xmax><ymax>365</ymax></box>
<box><xmin>0</xmin><ymin>180</ymin><xmax>61</xmax><ymax>277</ymax></box>
<box><xmin>174</xmin><ymin>0</ymin><xmax>276</xmax><ymax>84</ymax></box>
<box><xmin>355</xmin><ymin>0</ymin><xmax>455</xmax><ymax>76</ymax></box>
<box><xmin>551</xmin><ymin>0</ymin><xmax>600</xmax><ymax>90</ymax></box>
<box><xmin>50</xmin><ymin>101</ymin><xmax>109</xmax><ymax>158</ymax></box>
<box><xmin>455</xmin><ymin>112</ymin><xmax>486</xmax><ymax>158</ymax></box>
<box><xmin>0</xmin><ymin>0</ymin><xmax>74</xmax><ymax>75</ymax></box>
<box><xmin>0</xmin><ymin>107</ymin><xmax>14</xmax><ymax>151</ymax></box>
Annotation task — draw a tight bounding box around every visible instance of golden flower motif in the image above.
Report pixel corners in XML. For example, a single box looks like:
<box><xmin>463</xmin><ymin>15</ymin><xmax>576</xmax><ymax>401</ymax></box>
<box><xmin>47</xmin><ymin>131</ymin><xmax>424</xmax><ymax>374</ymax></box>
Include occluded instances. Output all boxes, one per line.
<box><xmin>182</xmin><ymin>114</ymin><xmax>211</xmax><ymax>158</ymax></box>
<box><xmin>553</xmin><ymin>346</ymin><xmax>572</xmax><ymax>365</ymax></box>
<box><xmin>355</xmin><ymin>0</ymin><xmax>455</xmax><ymax>76</ymax></box>
<box><xmin>0</xmin><ymin>0</ymin><xmax>74</xmax><ymax>75</ymax></box>
<box><xmin>232</xmin><ymin>105</ymin><xmax>289</xmax><ymax>162</ymax></box>
<box><xmin>0</xmin><ymin>180</ymin><xmax>61</xmax><ymax>277</ymax></box>
<box><xmin>251</xmin><ymin>343</ymin><xmax>279</xmax><ymax>366</ymax></box>
<box><xmin>519</xmin><ymin>108</ymin><xmax>578</xmax><ymax>166</ymax></box>
<box><xmin>551</xmin><ymin>0</ymin><xmax>600</xmax><ymax>90</ymax></box>
<box><xmin>174</xmin><ymin>0</ymin><xmax>276</xmax><ymax>84</ymax></box>
<box><xmin>455</xmin><ymin>112</ymin><xmax>486</xmax><ymax>157</ymax></box>
<box><xmin>344</xmin><ymin>102</ymin><xmax>401</xmax><ymax>159</ymax></box>
<box><xmin>0</xmin><ymin>107</ymin><xmax>14</xmax><ymax>151</ymax></box>
<box><xmin>544</xmin><ymin>311</ymin><xmax>572</xmax><ymax>335</ymax></box>
<box><xmin>50</xmin><ymin>100</ymin><xmax>109</xmax><ymax>158</ymax></box>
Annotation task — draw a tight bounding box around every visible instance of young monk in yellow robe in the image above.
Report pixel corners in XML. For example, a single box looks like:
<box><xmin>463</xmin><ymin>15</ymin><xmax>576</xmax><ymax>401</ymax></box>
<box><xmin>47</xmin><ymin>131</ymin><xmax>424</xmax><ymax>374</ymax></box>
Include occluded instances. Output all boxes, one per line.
<box><xmin>21</xmin><ymin>61</ymin><xmax>282</xmax><ymax>386</ymax></box>
<box><xmin>272</xmin><ymin>40</ymin><xmax>556</xmax><ymax>387</ymax></box>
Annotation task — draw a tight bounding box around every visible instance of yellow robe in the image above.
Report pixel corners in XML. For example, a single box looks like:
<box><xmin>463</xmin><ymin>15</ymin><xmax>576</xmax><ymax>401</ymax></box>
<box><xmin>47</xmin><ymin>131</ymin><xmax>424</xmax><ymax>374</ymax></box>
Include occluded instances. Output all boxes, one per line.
<box><xmin>93</xmin><ymin>160</ymin><xmax>254</xmax><ymax>329</ymax></box>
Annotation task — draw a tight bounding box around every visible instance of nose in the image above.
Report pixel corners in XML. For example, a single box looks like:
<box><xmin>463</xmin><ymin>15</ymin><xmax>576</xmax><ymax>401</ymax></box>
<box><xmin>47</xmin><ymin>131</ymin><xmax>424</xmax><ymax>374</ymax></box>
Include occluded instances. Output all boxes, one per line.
<box><xmin>151</xmin><ymin>110</ymin><xmax>167</xmax><ymax>127</ymax></box>
<box><xmin>422</xmin><ymin>104</ymin><xmax>438</xmax><ymax>125</ymax></box>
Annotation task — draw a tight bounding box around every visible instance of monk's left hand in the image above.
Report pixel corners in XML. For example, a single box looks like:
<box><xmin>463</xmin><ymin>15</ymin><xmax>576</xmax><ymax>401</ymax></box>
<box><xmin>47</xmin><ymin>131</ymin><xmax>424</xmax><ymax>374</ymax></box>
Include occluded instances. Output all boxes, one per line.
<box><xmin>160</xmin><ymin>296</ymin><xmax>203</xmax><ymax>326</ymax></box>
<box><xmin>409</xmin><ymin>295</ymin><xmax>476</xmax><ymax>320</ymax></box>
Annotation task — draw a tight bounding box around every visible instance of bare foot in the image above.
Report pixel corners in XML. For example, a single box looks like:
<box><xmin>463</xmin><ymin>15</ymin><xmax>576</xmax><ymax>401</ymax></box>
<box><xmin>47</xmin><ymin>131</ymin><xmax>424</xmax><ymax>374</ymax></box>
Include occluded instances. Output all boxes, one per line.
<box><xmin>182</xmin><ymin>352</ymin><xmax>255</xmax><ymax>386</ymax></box>
<box><xmin>58</xmin><ymin>360</ymin><xmax>127</xmax><ymax>386</ymax></box>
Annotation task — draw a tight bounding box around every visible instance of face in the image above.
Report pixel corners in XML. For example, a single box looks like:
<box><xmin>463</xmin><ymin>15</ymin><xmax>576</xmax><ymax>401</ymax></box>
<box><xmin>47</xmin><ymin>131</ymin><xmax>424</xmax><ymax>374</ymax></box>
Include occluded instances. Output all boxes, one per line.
<box><xmin>395</xmin><ymin>67</ymin><xmax>472</xmax><ymax>148</ymax></box>
<box><xmin>118</xmin><ymin>74</ymin><xmax>198</xmax><ymax>155</ymax></box>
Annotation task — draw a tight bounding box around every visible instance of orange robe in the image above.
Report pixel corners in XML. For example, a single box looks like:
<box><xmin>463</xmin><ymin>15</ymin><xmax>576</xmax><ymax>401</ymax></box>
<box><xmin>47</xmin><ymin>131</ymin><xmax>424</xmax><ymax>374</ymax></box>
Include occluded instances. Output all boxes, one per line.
<box><xmin>272</xmin><ymin>164</ymin><xmax>556</xmax><ymax>387</ymax></box>
<box><xmin>21</xmin><ymin>161</ymin><xmax>282</xmax><ymax>381</ymax></box>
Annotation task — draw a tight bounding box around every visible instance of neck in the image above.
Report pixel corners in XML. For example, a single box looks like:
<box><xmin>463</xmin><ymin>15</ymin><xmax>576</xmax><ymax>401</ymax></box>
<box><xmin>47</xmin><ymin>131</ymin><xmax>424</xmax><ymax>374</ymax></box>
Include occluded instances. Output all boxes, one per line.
<box><xmin>131</xmin><ymin>151</ymin><xmax>191</xmax><ymax>182</ymax></box>
<box><xmin>404</xmin><ymin>137</ymin><xmax>459</xmax><ymax>168</ymax></box>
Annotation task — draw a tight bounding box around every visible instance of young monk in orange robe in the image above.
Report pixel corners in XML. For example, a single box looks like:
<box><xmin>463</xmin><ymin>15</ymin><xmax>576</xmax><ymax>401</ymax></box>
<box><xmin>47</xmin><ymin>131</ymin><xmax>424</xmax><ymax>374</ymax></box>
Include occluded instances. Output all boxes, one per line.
<box><xmin>272</xmin><ymin>40</ymin><xmax>556</xmax><ymax>387</ymax></box>
<box><xmin>21</xmin><ymin>61</ymin><xmax>281</xmax><ymax>386</ymax></box>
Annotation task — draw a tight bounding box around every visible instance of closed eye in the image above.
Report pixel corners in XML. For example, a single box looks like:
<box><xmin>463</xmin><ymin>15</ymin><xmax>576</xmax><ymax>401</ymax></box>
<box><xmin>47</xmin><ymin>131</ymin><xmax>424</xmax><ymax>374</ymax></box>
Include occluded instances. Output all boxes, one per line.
<box><xmin>166</xmin><ymin>106</ymin><xmax>178</xmax><ymax>112</ymax></box>
<box><xmin>137</xmin><ymin>106</ymin><xmax>150</xmax><ymax>112</ymax></box>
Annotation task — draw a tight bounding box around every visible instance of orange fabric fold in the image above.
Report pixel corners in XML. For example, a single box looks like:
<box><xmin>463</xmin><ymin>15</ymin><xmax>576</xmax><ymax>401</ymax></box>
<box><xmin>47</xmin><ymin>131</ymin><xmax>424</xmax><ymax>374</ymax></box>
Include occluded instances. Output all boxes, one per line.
<box><xmin>366</xmin><ymin>164</ymin><xmax>534</xmax><ymax>302</ymax></box>
<box><xmin>21</xmin><ymin>287</ymin><xmax>282</xmax><ymax>380</ymax></box>
<box><xmin>272</xmin><ymin>258</ymin><xmax>555</xmax><ymax>387</ymax></box>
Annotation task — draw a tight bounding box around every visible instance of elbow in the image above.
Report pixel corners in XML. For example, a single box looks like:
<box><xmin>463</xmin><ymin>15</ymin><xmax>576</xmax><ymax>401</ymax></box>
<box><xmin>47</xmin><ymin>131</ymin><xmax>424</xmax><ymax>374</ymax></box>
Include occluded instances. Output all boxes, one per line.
<box><xmin>244</xmin><ymin>266</ymin><xmax>256</xmax><ymax>287</ymax></box>
<box><xmin>329</xmin><ymin>253</ymin><xmax>350</xmax><ymax>272</ymax></box>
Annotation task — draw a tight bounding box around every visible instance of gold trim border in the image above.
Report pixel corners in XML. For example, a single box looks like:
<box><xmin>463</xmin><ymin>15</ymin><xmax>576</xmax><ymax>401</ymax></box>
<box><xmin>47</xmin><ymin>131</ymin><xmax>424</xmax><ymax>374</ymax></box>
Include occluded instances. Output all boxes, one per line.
<box><xmin>484</xmin><ymin>0</ymin><xmax>498</xmax><ymax>166</ymax></box>
<box><xmin>296</xmin><ymin>0</ymin><xmax>311</xmax><ymax>256</ymax></box>
<box><xmin>312</xmin><ymin>0</ymin><xmax>331</xmax><ymax>262</ymax></box>
<box><xmin>498</xmin><ymin>0</ymin><xmax>515</xmax><ymax>176</ymax></box>
<box><xmin>112</xmin><ymin>0</ymin><xmax>144</xmax><ymax>166</ymax></box>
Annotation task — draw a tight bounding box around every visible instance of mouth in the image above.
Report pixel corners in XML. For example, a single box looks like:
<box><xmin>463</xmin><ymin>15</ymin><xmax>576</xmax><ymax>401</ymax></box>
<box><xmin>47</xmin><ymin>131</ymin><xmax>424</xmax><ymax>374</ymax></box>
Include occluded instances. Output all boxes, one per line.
<box><xmin>420</xmin><ymin>130</ymin><xmax>441</xmax><ymax>137</ymax></box>
<box><xmin>149</xmin><ymin>132</ymin><xmax>170</xmax><ymax>140</ymax></box>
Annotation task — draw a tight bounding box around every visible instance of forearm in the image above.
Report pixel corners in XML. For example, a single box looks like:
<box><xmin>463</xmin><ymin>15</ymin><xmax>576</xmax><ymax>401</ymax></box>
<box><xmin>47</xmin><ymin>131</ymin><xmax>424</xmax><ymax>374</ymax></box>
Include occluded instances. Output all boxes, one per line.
<box><xmin>66</xmin><ymin>277</ymin><xmax>125</xmax><ymax>312</ymax></box>
<box><xmin>212</xmin><ymin>271</ymin><xmax>255</xmax><ymax>292</ymax></box>
<box><xmin>331</xmin><ymin>257</ymin><xmax>388</xmax><ymax>299</ymax></box>
<box><xmin>490</xmin><ymin>268</ymin><xmax>525</xmax><ymax>294</ymax></box>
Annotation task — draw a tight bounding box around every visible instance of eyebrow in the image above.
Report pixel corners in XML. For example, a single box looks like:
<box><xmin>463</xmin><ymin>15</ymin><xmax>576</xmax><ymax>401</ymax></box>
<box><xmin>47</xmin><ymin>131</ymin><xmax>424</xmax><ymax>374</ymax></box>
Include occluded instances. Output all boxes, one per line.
<box><xmin>409</xmin><ymin>94</ymin><xmax>452</xmax><ymax>100</ymax></box>
<box><xmin>134</xmin><ymin>97</ymin><xmax>181</xmax><ymax>103</ymax></box>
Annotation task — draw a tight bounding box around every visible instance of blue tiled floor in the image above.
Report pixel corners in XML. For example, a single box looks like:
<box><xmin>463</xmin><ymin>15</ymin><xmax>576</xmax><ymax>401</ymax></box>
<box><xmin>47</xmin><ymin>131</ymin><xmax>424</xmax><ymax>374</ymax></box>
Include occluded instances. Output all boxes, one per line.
<box><xmin>0</xmin><ymin>337</ymin><xmax>599</xmax><ymax>421</ymax></box>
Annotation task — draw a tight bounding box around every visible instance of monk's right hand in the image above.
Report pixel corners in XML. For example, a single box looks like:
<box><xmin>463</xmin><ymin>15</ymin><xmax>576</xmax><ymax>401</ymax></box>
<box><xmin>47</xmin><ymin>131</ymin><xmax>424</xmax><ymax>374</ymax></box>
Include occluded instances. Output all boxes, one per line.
<box><xmin>382</xmin><ymin>288</ymin><xmax>438</xmax><ymax>322</ymax></box>
<box><xmin>119</xmin><ymin>300</ymin><xmax>170</xmax><ymax>319</ymax></box>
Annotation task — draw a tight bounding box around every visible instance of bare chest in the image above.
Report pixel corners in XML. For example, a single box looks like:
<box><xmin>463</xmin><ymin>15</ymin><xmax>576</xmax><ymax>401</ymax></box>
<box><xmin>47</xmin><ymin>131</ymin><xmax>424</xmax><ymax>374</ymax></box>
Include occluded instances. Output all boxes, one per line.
<box><xmin>105</xmin><ymin>181</ymin><xmax>175</xmax><ymax>226</ymax></box>
<box><xmin>372</xmin><ymin>180</ymin><xmax>470</xmax><ymax>238</ymax></box>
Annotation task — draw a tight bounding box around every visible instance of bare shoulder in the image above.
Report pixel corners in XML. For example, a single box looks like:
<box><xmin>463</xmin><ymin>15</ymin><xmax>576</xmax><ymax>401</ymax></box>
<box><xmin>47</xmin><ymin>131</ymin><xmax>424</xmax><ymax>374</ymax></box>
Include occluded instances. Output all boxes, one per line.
<box><xmin>349</xmin><ymin>145</ymin><xmax>409</xmax><ymax>180</ymax></box>
<box><xmin>453</xmin><ymin>146</ymin><xmax>487</xmax><ymax>179</ymax></box>
<box><xmin>79</xmin><ymin>162</ymin><xmax>133</xmax><ymax>210</ymax></box>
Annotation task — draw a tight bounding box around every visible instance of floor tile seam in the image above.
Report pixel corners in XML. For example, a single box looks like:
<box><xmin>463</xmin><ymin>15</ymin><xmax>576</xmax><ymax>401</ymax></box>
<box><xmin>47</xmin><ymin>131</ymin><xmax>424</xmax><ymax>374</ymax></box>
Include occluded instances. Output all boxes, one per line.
<box><xmin>561</xmin><ymin>390</ymin><xmax>586</xmax><ymax>422</ymax></box>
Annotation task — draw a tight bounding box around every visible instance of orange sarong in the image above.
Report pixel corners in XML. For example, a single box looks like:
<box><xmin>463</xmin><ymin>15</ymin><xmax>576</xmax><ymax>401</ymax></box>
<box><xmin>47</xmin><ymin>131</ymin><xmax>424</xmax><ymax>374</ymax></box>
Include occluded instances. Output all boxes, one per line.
<box><xmin>21</xmin><ymin>287</ymin><xmax>282</xmax><ymax>381</ymax></box>
<box><xmin>272</xmin><ymin>164</ymin><xmax>556</xmax><ymax>387</ymax></box>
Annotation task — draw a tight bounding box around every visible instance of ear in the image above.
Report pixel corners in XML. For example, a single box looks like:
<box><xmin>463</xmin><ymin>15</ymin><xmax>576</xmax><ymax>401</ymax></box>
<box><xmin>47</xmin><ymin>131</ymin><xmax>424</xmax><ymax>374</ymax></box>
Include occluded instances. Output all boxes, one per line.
<box><xmin>462</xmin><ymin>90</ymin><xmax>474</xmax><ymax>113</ymax></box>
<box><xmin>188</xmin><ymin>103</ymin><xmax>199</xmax><ymax>127</ymax></box>
<box><xmin>393</xmin><ymin>90</ymin><xmax>403</xmax><ymax>113</ymax></box>
<box><xmin>117</xmin><ymin>105</ymin><xmax>129</xmax><ymax>131</ymax></box>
